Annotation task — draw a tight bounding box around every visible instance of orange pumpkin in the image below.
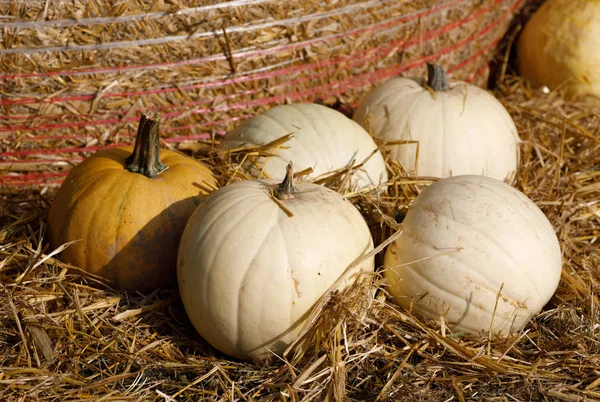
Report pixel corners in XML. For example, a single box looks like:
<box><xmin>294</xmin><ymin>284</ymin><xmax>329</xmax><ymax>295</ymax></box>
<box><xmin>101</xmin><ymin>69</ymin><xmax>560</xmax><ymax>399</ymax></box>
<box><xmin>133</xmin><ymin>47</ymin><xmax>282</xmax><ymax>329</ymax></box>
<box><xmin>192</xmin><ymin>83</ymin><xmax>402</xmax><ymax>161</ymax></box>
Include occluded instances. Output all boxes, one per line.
<box><xmin>48</xmin><ymin>112</ymin><xmax>218</xmax><ymax>293</ymax></box>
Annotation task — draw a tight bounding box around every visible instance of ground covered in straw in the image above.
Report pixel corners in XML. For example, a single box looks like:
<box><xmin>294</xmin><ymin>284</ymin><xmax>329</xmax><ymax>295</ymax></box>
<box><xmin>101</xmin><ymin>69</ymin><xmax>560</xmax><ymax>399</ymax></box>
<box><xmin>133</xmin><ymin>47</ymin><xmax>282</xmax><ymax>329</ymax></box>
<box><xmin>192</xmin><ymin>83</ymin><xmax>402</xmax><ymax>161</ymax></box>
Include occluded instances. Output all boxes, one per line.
<box><xmin>1</xmin><ymin>69</ymin><xmax>599</xmax><ymax>401</ymax></box>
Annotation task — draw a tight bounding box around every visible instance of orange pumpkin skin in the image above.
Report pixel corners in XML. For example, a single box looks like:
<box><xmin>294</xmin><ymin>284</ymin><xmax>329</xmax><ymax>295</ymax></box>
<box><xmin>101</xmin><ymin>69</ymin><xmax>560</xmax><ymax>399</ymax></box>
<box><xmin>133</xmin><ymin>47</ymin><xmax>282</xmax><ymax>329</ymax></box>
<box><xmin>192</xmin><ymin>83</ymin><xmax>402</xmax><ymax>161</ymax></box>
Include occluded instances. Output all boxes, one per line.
<box><xmin>48</xmin><ymin>117</ymin><xmax>217</xmax><ymax>293</ymax></box>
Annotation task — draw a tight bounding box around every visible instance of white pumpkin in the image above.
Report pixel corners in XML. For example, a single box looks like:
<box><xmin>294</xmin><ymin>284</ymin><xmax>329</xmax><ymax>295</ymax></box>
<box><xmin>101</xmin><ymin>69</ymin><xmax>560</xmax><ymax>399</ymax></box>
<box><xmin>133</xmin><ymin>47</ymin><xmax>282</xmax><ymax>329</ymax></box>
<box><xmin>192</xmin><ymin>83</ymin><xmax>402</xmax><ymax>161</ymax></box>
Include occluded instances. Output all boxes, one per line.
<box><xmin>221</xmin><ymin>103</ymin><xmax>388</xmax><ymax>191</ymax></box>
<box><xmin>353</xmin><ymin>64</ymin><xmax>520</xmax><ymax>182</ymax></box>
<box><xmin>517</xmin><ymin>0</ymin><xmax>600</xmax><ymax>99</ymax></box>
<box><xmin>383</xmin><ymin>175</ymin><xmax>562</xmax><ymax>337</ymax></box>
<box><xmin>177</xmin><ymin>163</ymin><xmax>375</xmax><ymax>361</ymax></box>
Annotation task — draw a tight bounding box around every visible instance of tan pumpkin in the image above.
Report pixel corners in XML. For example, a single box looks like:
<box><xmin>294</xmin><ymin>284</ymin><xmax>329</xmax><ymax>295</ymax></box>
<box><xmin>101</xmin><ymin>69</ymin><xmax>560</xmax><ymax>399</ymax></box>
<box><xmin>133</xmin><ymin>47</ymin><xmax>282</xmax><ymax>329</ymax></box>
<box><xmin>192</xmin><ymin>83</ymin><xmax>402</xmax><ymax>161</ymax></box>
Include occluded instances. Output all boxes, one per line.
<box><xmin>518</xmin><ymin>0</ymin><xmax>600</xmax><ymax>99</ymax></box>
<box><xmin>177</xmin><ymin>162</ymin><xmax>375</xmax><ymax>361</ymax></box>
<box><xmin>48</xmin><ymin>112</ymin><xmax>218</xmax><ymax>293</ymax></box>
<box><xmin>353</xmin><ymin>64</ymin><xmax>520</xmax><ymax>182</ymax></box>
<box><xmin>384</xmin><ymin>175</ymin><xmax>562</xmax><ymax>337</ymax></box>
<box><xmin>221</xmin><ymin>103</ymin><xmax>388</xmax><ymax>192</ymax></box>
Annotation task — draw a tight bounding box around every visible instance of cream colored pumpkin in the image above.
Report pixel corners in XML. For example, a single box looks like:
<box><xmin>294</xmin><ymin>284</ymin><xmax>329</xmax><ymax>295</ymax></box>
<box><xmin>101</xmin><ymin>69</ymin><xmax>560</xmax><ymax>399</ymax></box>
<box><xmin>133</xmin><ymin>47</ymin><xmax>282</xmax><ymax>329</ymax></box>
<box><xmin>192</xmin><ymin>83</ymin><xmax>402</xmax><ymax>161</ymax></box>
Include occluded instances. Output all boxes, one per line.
<box><xmin>221</xmin><ymin>103</ymin><xmax>388</xmax><ymax>191</ymax></box>
<box><xmin>518</xmin><ymin>0</ymin><xmax>600</xmax><ymax>99</ymax></box>
<box><xmin>384</xmin><ymin>175</ymin><xmax>562</xmax><ymax>337</ymax></box>
<box><xmin>177</xmin><ymin>163</ymin><xmax>375</xmax><ymax>361</ymax></box>
<box><xmin>353</xmin><ymin>64</ymin><xmax>520</xmax><ymax>182</ymax></box>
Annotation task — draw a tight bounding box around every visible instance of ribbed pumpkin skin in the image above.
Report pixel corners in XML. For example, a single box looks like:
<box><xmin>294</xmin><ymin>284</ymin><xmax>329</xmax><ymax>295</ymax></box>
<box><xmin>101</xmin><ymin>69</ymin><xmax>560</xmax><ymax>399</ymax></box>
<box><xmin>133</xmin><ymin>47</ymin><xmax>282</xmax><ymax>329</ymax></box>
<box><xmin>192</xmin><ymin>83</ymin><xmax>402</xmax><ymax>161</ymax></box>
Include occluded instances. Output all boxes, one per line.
<box><xmin>48</xmin><ymin>146</ymin><xmax>217</xmax><ymax>293</ymax></box>
<box><xmin>221</xmin><ymin>103</ymin><xmax>388</xmax><ymax>191</ymax></box>
<box><xmin>383</xmin><ymin>175</ymin><xmax>562</xmax><ymax>337</ymax></box>
<box><xmin>353</xmin><ymin>77</ymin><xmax>520</xmax><ymax>182</ymax></box>
<box><xmin>177</xmin><ymin>177</ymin><xmax>374</xmax><ymax>361</ymax></box>
<box><xmin>518</xmin><ymin>0</ymin><xmax>600</xmax><ymax>99</ymax></box>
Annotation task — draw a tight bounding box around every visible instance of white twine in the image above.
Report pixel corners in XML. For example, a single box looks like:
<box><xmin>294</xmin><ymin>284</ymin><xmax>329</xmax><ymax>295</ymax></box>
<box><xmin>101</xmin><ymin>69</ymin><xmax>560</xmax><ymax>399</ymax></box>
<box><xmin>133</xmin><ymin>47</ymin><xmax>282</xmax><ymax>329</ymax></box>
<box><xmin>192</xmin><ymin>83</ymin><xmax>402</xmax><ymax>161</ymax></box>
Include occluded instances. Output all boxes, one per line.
<box><xmin>0</xmin><ymin>0</ymin><xmax>463</xmax><ymax>55</ymax></box>
<box><xmin>0</xmin><ymin>0</ymin><xmax>271</xmax><ymax>29</ymax></box>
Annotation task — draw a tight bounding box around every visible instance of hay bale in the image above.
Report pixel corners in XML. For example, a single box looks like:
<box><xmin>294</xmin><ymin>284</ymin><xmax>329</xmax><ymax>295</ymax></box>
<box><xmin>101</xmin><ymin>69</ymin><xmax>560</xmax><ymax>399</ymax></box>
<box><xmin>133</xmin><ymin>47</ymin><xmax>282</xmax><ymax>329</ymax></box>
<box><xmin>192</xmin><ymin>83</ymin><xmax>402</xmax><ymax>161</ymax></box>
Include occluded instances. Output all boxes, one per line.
<box><xmin>0</xmin><ymin>0</ymin><xmax>523</xmax><ymax>187</ymax></box>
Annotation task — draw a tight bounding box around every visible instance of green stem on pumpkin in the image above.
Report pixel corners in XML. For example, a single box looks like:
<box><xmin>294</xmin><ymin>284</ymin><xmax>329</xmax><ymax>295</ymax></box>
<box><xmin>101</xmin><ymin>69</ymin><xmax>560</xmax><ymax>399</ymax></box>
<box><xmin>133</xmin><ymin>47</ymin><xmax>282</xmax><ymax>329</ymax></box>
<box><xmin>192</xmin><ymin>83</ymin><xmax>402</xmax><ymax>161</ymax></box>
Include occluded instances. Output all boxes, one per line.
<box><xmin>273</xmin><ymin>161</ymin><xmax>298</xmax><ymax>200</ymax></box>
<box><xmin>126</xmin><ymin>112</ymin><xmax>168</xmax><ymax>178</ymax></box>
<box><xmin>426</xmin><ymin>63</ymin><xmax>450</xmax><ymax>91</ymax></box>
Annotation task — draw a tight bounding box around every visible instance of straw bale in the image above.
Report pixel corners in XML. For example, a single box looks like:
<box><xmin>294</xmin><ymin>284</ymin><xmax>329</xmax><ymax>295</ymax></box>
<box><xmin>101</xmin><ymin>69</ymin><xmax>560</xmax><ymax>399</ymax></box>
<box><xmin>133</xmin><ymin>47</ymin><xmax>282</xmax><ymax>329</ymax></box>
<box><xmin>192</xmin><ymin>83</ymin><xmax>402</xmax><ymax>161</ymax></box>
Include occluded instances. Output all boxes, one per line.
<box><xmin>1</xmin><ymin>0</ymin><xmax>522</xmax><ymax>187</ymax></box>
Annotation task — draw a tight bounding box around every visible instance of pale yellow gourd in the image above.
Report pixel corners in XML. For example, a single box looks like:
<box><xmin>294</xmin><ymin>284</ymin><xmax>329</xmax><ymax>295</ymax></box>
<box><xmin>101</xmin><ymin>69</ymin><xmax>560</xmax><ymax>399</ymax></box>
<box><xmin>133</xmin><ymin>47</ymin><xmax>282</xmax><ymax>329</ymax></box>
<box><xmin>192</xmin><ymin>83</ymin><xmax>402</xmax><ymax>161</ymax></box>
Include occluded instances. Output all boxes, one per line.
<box><xmin>177</xmin><ymin>163</ymin><xmax>375</xmax><ymax>361</ymax></box>
<box><xmin>518</xmin><ymin>0</ymin><xmax>600</xmax><ymax>99</ymax></box>
<box><xmin>353</xmin><ymin>64</ymin><xmax>520</xmax><ymax>182</ymax></box>
<box><xmin>384</xmin><ymin>175</ymin><xmax>562</xmax><ymax>337</ymax></box>
<box><xmin>221</xmin><ymin>103</ymin><xmax>388</xmax><ymax>191</ymax></box>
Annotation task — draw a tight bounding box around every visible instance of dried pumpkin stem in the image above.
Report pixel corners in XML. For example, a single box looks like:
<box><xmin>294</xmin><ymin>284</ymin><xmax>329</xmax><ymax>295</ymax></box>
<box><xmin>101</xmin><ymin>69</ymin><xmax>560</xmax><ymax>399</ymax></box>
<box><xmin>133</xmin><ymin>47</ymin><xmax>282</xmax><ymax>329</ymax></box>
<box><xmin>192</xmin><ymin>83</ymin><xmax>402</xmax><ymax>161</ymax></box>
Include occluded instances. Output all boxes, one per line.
<box><xmin>126</xmin><ymin>112</ymin><xmax>168</xmax><ymax>178</ymax></box>
<box><xmin>273</xmin><ymin>162</ymin><xmax>298</xmax><ymax>200</ymax></box>
<box><xmin>426</xmin><ymin>63</ymin><xmax>450</xmax><ymax>91</ymax></box>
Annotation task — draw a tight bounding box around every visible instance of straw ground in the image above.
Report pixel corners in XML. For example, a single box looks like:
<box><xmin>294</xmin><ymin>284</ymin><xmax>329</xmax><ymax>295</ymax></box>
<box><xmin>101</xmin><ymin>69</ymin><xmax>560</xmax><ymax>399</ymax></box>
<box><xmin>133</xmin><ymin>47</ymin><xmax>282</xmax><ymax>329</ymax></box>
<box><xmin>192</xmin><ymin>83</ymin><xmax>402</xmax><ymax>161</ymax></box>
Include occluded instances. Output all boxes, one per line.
<box><xmin>1</xmin><ymin>70</ymin><xmax>599</xmax><ymax>400</ymax></box>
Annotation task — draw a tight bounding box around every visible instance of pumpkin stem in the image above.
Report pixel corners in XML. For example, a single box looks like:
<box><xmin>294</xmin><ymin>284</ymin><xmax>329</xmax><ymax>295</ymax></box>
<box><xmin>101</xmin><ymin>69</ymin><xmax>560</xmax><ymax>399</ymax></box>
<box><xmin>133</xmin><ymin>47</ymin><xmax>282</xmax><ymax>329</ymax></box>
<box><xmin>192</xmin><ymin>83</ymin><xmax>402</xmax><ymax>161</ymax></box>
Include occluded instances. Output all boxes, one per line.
<box><xmin>126</xmin><ymin>112</ymin><xmax>168</xmax><ymax>178</ymax></box>
<box><xmin>273</xmin><ymin>162</ymin><xmax>298</xmax><ymax>200</ymax></box>
<box><xmin>426</xmin><ymin>63</ymin><xmax>450</xmax><ymax>91</ymax></box>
